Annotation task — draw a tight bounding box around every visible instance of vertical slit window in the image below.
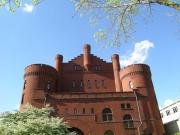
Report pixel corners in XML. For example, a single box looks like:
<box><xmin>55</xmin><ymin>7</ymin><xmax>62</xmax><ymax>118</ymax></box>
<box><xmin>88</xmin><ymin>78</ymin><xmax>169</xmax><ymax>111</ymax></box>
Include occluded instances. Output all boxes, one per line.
<box><xmin>80</xmin><ymin>80</ymin><xmax>83</xmax><ymax>88</ymax></box>
<box><xmin>102</xmin><ymin>80</ymin><xmax>105</xmax><ymax>88</ymax></box>
<box><xmin>23</xmin><ymin>80</ymin><xmax>27</xmax><ymax>90</ymax></box>
<box><xmin>74</xmin><ymin>108</ymin><xmax>77</xmax><ymax>114</ymax></box>
<box><xmin>94</xmin><ymin>80</ymin><xmax>98</xmax><ymax>88</ymax></box>
<box><xmin>91</xmin><ymin>108</ymin><xmax>94</xmax><ymax>114</ymax></box>
<box><xmin>21</xmin><ymin>94</ymin><xmax>24</xmax><ymax>104</ymax></box>
<box><xmin>72</xmin><ymin>81</ymin><xmax>76</xmax><ymax>88</ymax></box>
<box><xmin>83</xmin><ymin>108</ymin><xmax>85</xmax><ymax>114</ymax></box>
<box><xmin>87</xmin><ymin>80</ymin><xmax>91</xmax><ymax>88</ymax></box>
<box><xmin>47</xmin><ymin>81</ymin><xmax>51</xmax><ymax>91</ymax></box>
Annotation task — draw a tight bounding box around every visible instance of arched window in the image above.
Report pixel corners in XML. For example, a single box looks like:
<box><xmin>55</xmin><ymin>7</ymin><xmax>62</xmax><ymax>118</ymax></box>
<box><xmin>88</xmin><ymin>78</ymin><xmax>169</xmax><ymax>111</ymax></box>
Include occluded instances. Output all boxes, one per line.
<box><xmin>129</xmin><ymin>81</ymin><xmax>134</xmax><ymax>89</ymax></box>
<box><xmin>102</xmin><ymin>108</ymin><xmax>112</xmax><ymax>121</ymax></box>
<box><xmin>104</xmin><ymin>130</ymin><xmax>114</xmax><ymax>135</ymax></box>
<box><xmin>123</xmin><ymin>114</ymin><xmax>134</xmax><ymax>128</ymax></box>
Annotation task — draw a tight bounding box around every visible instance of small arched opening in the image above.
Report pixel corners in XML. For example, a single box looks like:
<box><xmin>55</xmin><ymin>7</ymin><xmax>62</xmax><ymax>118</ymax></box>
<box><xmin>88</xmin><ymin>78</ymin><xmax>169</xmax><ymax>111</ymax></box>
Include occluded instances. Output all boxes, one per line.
<box><xmin>104</xmin><ymin>130</ymin><xmax>114</xmax><ymax>135</ymax></box>
<box><xmin>69</xmin><ymin>127</ymin><xmax>84</xmax><ymax>135</ymax></box>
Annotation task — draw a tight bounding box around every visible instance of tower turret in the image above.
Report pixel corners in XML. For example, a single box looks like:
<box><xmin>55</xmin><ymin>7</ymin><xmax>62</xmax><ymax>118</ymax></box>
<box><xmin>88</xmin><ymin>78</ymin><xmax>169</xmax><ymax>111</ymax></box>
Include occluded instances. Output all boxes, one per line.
<box><xmin>20</xmin><ymin>64</ymin><xmax>57</xmax><ymax>111</ymax></box>
<box><xmin>120</xmin><ymin>64</ymin><xmax>164</xmax><ymax>135</ymax></box>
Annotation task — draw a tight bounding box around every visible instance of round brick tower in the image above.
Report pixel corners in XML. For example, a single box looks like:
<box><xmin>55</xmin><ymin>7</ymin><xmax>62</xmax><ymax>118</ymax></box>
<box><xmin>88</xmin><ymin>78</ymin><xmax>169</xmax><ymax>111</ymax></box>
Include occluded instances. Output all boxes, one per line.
<box><xmin>20</xmin><ymin>64</ymin><xmax>58</xmax><ymax>111</ymax></box>
<box><xmin>120</xmin><ymin>64</ymin><xmax>165</xmax><ymax>135</ymax></box>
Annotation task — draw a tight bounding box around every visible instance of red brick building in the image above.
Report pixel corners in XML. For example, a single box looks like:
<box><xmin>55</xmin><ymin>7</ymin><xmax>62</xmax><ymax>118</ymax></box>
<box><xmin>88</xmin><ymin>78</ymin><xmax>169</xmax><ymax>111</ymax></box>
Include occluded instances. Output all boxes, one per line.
<box><xmin>20</xmin><ymin>44</ymin><xmax>165</xmax><ymax>135</ymax></box>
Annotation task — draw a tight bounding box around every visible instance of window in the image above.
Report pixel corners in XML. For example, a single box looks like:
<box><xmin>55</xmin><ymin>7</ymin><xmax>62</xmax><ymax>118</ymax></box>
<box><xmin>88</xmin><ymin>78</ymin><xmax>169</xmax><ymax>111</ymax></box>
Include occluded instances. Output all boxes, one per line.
<box><xmin>104</xmin><ymin>130</ymin><xmax>114</xmax><ymax>135</ymax></box>
<box><xmin>72</xmin><ymin>81</ymin><xmax>76</xmax><ymax>88</ymax></box>
<box><xmin>121</xmin><ymin>103</ymin><xmax>131</xmax><ymax>109</ymax></box>
<box><xmin>160</xmin><ymin>113</ymin><xmax>164</xmax><ymax>118</ymax></box>
<box><xmin>74</xmin><ymin>108</ymin><xmax>77</xmax><ymax>114</ymax></box>
<box><xmin>129</xmin><ymin>81</ymin><xmax>134</xmax><ymax>89</ymax></box>
<box><xmin>21</xmin><ymin>94</ymin><xmax>24</xmax><ymax>104</ymax></box>
<box><xmin>23</xmin><ymin>80</ymin><xmax>27</xmax><ymax>90</ymax></box>
<box><xmin>126</xmin><ymin>103</ymin><xmax>131</xmax><ymax>109</ymax></box>
<box><xmin>80</xmin><ymin>80</ymin><xmax>83</xmax><ymax>88</ymax></box>
<box><xmin>123</xmin><ymin>114</ymin><xmax>134</xmax><ymax>128</ymax></box>
<box><xmin>102</xmin><ymin>108</ymin><xmax>112</xmax><ymax>122</ymax></box>
<box><xmin>95</xmin><ymin>65</ymin><xmax>102</xmax><ymax>71</ymax></box>
<box><xmin>102</xmin><ymin>80</ymin><xmax>105</xmax><ymax>88</ymax></box>
<box><xmin>94</xmin><ymin>80</ymin><xmax>98</xmax><ymax>88</ymax></box>
<box><xmin>47</xmin><ymin>81</ymin><xmax>51</xmax><ymax>91</ymax></box>
<box><xmin>86</xmin><ymin>80</ymin><xmax>91</xmax><ymax>88</ymax></box>
<box><xmin>166</xmin><ymin>110</ymin><xmax>170</xmax><ymax>116</ymax></box>
<box><xmin>91</xmin><ymin>108</ymin><xmax>94</xmax><ymax>114</ymax></box>
<box><xmin>83</xmin><ymin>108</ymin><xmax>85</xmax><ymax>114</ymax></box>
<box><xmin>121</xmin><ymin>104</ymin><xmax>125</xmax><ymax>109</ymax></box>
<box><xmin>74</xmin><ymin>65</ymin><xmax>81</xmax><ymax>71</ymax></box>
<box><xmin>173</xmin><ymin>106</ymin><xmax>178</xmax><ymax>113</ymax></box>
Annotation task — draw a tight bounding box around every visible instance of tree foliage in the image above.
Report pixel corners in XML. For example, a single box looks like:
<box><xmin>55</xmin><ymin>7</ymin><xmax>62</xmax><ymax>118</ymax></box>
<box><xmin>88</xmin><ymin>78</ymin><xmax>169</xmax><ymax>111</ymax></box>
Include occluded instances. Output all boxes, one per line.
<box><xmin>72</xmin><ymin>0</ymin><xmax>180</xmax><ymax>47</ymax></box>
<box><xmin>0</xmin><ymin>0</ymin><xmax>40</xmax><ymax>12</ymax></box>
<box><xmin>0</xmin><ymin>105</ymin><xmax>76</xmax><ymax>135</ymax></box>
<box><xmin>175</xmin><ymin>132</ymin><xmax>180</xmax><ymax>135</ymax></box>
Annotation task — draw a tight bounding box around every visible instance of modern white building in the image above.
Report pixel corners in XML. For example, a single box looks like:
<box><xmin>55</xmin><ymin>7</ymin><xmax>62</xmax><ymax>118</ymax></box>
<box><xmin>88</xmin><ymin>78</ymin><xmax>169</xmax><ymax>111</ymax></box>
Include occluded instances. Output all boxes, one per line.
<box><xmin>160</xmin><ymin>99</ymin><xmax>180</xmax><ymax>135</ymax></box>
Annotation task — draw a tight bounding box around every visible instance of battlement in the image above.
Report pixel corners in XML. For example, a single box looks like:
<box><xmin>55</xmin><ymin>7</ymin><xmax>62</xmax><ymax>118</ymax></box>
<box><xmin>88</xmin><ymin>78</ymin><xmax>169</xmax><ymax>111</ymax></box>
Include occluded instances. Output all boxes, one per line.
<box><xmin>120</xmin><ymin>64</ymin><xmax>151</xmax><ymax>80</ymax></box>
<box><xmin>24</xmin><ymin>64</ymin><xmax>57</xmax><ymax>79</ymax></box>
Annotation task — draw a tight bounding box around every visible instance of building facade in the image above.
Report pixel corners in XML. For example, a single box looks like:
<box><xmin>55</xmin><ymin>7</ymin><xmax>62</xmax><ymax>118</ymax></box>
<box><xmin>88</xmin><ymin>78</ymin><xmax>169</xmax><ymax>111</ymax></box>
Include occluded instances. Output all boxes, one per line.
<box><xmin>20</xmin><ymin>44</ymin><xmax>165</xmax><ymax>135</ymax></box>
<box><xmin>160</xmin><ymin>100</ymin><xmax>180</xmax><ymax>135</ymax></box>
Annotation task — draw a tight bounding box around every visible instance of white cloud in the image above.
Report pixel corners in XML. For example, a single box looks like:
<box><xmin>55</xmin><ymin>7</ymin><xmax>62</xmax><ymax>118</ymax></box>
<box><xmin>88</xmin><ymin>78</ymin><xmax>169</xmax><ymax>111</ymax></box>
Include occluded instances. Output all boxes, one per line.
<box><xmin>121</xmin><ymin>40</ymin><xmax>154</xmax><ymax>67</ymax></box>
<box><xmin>164</xmin><ymin>99</ymin><xmax>173</xmax><ymax>107</ymax></box>
<box><xmin>23</xmin><ymin>3</ymin><xmax>34</xmax><ymax>13</ymax></box>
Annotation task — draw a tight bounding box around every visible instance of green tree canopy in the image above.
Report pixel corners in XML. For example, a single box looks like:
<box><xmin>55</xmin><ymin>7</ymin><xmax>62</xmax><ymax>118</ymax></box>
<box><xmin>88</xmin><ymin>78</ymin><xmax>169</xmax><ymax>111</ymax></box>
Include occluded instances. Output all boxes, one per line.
<box><xmin>0</xmin><ymin>105</ymin><xmax>76</xmax><ymax>135</ymax></box>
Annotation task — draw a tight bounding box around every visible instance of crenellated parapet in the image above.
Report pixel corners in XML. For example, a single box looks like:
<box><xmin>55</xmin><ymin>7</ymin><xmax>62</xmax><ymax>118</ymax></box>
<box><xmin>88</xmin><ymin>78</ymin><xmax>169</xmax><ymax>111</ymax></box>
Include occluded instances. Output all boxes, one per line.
<box><xmin>119</xmin><ymin>64</ymin><xmax>151</xmax><ymax>93</ymax></box>
<box><xmin>120</xmin><ymin>64</ymin><xmax>151</xmax><ymax>81</ymax></box>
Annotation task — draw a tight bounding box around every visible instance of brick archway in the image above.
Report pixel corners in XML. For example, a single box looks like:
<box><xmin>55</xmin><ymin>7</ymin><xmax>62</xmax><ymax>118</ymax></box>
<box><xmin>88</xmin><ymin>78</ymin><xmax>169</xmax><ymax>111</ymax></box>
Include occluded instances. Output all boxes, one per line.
<box><xmin>69</xmin><ymin>127</ymin><xmax>84</xmax><ymax>135</ymax></box>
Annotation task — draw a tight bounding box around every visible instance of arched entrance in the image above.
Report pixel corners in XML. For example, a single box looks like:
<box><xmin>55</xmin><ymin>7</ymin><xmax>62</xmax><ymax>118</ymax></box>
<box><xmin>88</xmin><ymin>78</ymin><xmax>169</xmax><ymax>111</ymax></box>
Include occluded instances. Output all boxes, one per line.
<box><xmin>69</xmin><ymin>127</ymin><xmax>84</xmax><ymax>135</ymax></box>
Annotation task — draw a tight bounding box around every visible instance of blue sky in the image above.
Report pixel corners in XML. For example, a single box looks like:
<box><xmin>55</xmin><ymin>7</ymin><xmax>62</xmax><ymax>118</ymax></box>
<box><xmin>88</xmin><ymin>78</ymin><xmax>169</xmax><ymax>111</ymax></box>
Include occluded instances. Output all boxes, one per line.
<box><xmin>0</xmin><ymin>0</ymin><xmax>179</xmax><ymax>112</ymax></box>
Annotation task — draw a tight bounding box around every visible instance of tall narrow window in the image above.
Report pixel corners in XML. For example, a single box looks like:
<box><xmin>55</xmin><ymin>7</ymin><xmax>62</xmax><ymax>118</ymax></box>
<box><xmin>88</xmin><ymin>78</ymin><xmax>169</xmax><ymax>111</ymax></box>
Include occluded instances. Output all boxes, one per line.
<box><xmin>74</xmin><ymin>108</ymin><xmax>77</xmax><ymax>114</ymax></box>
<box><xmin>47</xmin><ymin>81</ymin><xmax>51</xmax><ymax>91</ymax></box>
<box><xmin>72</xmin><ymin>81</ymin><xmax>76</xmax><ymax>88</ymax></box>
<box><xmin>102</xmin><ymin>80</ymin><xmax>105</xmax><ymax>88</ymax></box>
<box><xmin>94</xmin><ymin>80</ymin><xmax>98</xmax><ymax>88</ymax></box>
<box><xmin>80</xmin><ymin>80</ymin><xmax>83</xmax><ymax>88</ymax></box>
<box><xmin>21</xmin><ymin>94</ymin><xmax>24</xmax><ymax>104</ymax></box>
<box><xmin>87</xmin><ymin>80</ymin><xmax>91</xmax><ymax>88</ymax></box>
<box><xmin>23</xmin><ymin>80</ymin><xmax>27</xmax><ymax>90</ymax></box>
<box><xmin>91</xmin><ymin>108</ymin><xmax>94</xmax><ymax>114</ymax></box>
<box><xmin>83</xmin><ymin>108</ymin><xmax>85</xmax><ymax>114</ymax></box>
<box><xmin>123</xmin><ymin>114</ymin><xmax>134</xmax><ymax>128</ymax></box>
<box><xmin>102</xmin><ymin>108</ymin><xmax>112</xmax><ymax>121</ymax></box>
<box><xmin>129</xmin><ymin>81</ymin><xmax>134</xmax><ymax>89</ymax></box>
